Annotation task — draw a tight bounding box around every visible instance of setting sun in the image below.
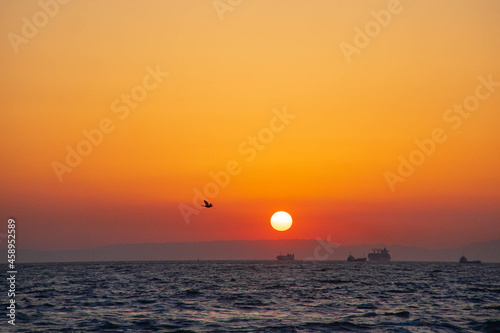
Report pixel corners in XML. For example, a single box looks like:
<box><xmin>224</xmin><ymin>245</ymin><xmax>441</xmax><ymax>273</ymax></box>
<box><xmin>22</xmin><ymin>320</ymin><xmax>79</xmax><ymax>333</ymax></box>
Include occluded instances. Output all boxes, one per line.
<box><xmin>270</xmin><ymin>211</ymin><xmax>293</xmax><ymax>231</ymax></box>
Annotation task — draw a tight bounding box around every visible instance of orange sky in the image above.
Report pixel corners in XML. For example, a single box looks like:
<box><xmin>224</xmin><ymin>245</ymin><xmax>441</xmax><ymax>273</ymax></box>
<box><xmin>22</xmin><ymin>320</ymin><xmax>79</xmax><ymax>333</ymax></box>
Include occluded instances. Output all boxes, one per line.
<box><xmin>1</xmin><ymin>0</ymin><xmax>499</xmax><ymax>250</ymax></box>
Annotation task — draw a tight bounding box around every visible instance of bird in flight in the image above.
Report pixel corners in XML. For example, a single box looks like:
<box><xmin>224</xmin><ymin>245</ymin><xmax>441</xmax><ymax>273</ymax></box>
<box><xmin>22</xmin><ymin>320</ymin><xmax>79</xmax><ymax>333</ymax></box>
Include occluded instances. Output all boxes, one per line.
<box><xmin>201</xmin><ymin>200</ymin><xmax>213</xmax><ymax>208</ymax></box>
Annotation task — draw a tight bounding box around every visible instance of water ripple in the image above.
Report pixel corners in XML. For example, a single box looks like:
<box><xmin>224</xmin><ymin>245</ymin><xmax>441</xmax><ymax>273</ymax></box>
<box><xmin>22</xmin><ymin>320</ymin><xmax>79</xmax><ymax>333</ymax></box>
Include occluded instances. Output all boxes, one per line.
<box><xmin>3</xmin><ymin>261</ymin><xmax>499</xmax><ymax>332</ymax></box>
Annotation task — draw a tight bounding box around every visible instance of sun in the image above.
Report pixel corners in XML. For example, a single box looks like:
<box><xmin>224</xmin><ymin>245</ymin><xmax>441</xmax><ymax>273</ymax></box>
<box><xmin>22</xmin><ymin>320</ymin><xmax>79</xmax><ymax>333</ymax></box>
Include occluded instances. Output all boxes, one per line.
<box><xmin>270</xmin><ymin>211</ymin><xmax>293</xmax><ymax>231</ymax></box>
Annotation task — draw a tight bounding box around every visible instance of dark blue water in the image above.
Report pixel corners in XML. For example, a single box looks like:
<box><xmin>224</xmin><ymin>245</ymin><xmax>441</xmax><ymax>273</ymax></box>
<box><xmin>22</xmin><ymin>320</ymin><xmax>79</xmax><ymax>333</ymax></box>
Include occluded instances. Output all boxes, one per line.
<box><xmin>3</xmin><ymin>261</ymin><xmax>500</xmax><ymax>332</ymax></box>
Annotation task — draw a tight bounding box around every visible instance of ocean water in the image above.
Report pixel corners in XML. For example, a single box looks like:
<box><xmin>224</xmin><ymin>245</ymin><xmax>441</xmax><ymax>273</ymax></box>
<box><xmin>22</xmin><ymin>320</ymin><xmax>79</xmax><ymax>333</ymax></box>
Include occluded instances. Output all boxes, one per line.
<box><xmin>3</xmin><ymin>261</ymin><xmax>500</xmax><ymax>332</ymax></box>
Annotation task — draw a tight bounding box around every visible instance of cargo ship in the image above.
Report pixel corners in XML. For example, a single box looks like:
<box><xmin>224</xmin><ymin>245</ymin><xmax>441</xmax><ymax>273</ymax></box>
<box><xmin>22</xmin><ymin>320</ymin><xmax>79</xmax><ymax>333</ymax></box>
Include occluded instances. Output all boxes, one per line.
<box><xmin>347</xmin><ymin>253</ymin><xmax>367</xmax><ymax>262</ymax></box>
<box><xmin>368</xmin><ymin>247</ymin><xmax>391</xmax><ymax>262</ymax></box>
<box><xmin>276</xmin><ymin>253</ymin><xmax>294</xmax><ymax>261</ymax></box>
<box><xmin>459</xmin><ymin>256</ymin><xmax>481</xmax><ymax>264</ymax></box>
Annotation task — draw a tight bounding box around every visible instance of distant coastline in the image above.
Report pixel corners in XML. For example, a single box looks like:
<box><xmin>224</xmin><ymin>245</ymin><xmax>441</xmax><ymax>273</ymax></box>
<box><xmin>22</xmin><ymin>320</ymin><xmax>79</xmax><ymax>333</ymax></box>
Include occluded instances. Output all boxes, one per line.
<box><xmin>4</xmin><ymin>239</ymin><xmax>499</xmax><ymax>264</ymax></box>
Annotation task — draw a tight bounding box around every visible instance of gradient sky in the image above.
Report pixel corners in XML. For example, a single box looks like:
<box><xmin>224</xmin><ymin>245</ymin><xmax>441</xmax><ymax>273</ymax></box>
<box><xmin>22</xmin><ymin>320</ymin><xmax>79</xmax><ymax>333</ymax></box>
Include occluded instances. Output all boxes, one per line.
<box><xmin>1</xmin><ymin>0</ymin><xmax>499</xmax><ymax>250</ymax></box>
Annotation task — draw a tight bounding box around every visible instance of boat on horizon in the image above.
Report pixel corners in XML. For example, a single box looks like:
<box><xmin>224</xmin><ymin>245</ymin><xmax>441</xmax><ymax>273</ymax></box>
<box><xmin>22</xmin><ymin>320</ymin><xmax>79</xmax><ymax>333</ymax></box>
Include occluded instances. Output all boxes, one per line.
<box><xmin>347</xmin><ymin>253</ymin><xmax>367</xmax><ymax>262</ymax></box>
<box><xmin>276</xmin><ymin>253</ymin><xmax>294</xmax><ymax>261</ymax></box>
<box><xmin>368</xmin><ymin>247</ymin><xmax>391</xmax><ymax>262</ymax></box>
<box><xmin>459</xmin><ymin>256</ymin><xmax>481</xmax><ymax>264</ymax></box>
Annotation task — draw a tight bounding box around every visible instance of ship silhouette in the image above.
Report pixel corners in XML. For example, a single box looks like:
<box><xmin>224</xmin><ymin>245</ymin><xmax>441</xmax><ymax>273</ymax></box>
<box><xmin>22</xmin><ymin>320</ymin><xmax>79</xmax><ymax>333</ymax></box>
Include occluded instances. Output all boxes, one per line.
<box><xmin>459</xmin><ymin>255</ymin><xmax>481</xmax><ymax>264</ymax></box>
<box><xmin>347</xmin><ymin>253</ymin><xmax>367</xmax><ymax>262</ymax></box>
<box><xmin>368</xmin><ymin>247</ymin><xmax>391</xmax><ymax>262</ymax></box>
<box><xmin>276</xmin><ymin>253</ymin><xmax>294</xmax><ymax>261</ymax></box>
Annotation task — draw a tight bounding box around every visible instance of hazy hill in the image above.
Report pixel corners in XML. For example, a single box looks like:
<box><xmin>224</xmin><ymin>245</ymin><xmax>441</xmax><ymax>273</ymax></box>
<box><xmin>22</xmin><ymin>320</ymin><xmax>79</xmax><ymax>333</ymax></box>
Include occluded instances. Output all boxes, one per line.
<box><xmin>9</xmin><ymin>239</ymin><xmax>500</xmax><ymax>263</ymax></box>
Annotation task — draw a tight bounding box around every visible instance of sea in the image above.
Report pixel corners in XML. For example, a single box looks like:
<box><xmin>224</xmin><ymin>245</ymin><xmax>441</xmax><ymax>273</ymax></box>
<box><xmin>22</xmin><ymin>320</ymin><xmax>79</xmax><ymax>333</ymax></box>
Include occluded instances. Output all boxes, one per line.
<box><xmin>3</xmin><ymin>261</ymin><xmax>500</xmax><ymax>332</ymax></box>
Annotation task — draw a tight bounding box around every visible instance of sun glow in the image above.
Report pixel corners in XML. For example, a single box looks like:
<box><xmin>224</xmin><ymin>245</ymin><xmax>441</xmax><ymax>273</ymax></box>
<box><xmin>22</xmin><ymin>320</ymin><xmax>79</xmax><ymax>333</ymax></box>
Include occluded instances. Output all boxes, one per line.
<box><xmin>270</xmin><ymin>211</ymin><xmax>293</xmax><ymax>231</ymax></box>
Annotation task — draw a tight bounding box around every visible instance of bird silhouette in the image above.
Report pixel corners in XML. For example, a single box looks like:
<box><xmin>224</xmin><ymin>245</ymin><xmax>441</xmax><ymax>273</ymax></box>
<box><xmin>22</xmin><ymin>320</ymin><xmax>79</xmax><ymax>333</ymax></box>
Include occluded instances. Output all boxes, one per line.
<box><xmin>201</xmin><ymin>200</ymin><xmax>213</xmax><ymax>208</ymax></box>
